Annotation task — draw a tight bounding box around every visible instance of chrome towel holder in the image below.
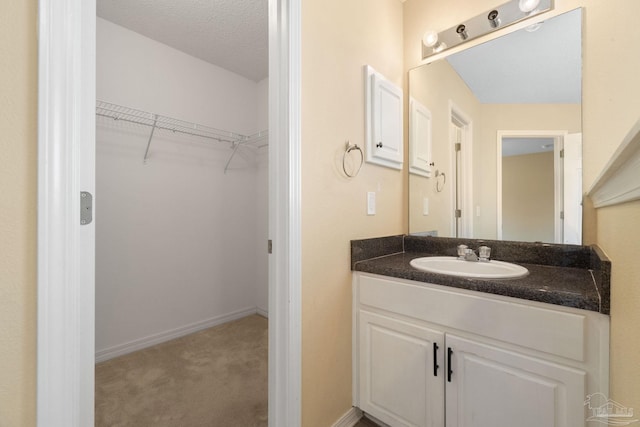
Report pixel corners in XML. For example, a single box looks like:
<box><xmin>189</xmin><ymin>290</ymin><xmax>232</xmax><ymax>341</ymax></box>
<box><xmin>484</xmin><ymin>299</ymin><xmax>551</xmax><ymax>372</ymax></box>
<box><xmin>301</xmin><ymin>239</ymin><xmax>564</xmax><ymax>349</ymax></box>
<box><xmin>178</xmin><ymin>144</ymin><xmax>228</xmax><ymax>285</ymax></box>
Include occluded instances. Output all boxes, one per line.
<box><xmin>343</xmin><ymin>141</ymin><xmax>363</xmax><ymax>178</ymax></box>
<box><xmin>435</xmin><ymin>170</ymin><xmax>446</xmax><ymax>192</ymax></box>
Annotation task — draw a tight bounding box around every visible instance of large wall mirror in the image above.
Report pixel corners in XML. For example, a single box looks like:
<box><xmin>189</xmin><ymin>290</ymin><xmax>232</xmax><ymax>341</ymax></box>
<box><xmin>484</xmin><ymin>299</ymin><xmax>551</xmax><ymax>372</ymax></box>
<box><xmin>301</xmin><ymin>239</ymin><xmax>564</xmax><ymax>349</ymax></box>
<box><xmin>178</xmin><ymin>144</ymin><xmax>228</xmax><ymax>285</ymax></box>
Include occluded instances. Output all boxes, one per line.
<box><xmin>408</xmin><ymin>8</ymin><xmax>583</xmax><ymax>244</ymax></box>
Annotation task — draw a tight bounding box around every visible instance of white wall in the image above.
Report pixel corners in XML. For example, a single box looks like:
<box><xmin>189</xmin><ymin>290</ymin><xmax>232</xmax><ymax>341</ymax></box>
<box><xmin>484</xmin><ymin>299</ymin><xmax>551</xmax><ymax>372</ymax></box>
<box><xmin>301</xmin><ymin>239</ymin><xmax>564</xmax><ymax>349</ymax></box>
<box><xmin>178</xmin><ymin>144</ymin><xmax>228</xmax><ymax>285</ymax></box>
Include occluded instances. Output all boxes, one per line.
<box><xmin>96</xmin><ymin>18</ymin><xmax>267</xmax><ymax>359</ymax></box>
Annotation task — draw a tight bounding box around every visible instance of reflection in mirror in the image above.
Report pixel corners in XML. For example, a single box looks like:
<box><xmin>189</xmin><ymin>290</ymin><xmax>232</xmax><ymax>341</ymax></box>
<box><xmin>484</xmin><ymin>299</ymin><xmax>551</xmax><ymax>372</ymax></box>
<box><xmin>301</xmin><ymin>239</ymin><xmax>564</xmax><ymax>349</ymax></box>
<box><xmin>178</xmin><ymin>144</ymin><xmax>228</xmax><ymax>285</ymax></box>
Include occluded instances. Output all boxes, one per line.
<box><xmin>408</xmin><ymin>8</ymin><xmax>582</xmax><ymax>244</ymax></box>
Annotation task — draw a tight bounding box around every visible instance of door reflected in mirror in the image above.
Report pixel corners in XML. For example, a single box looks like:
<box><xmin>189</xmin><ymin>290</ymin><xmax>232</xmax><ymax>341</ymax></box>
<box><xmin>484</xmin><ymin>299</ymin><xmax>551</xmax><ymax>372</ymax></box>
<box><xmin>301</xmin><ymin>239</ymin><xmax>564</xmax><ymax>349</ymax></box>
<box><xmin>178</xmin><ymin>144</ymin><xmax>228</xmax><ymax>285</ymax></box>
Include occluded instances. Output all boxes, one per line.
<box><xmin>408</xmin><ymin>8</ymin><xmax>582</xmax><ymax>244</ymax></box>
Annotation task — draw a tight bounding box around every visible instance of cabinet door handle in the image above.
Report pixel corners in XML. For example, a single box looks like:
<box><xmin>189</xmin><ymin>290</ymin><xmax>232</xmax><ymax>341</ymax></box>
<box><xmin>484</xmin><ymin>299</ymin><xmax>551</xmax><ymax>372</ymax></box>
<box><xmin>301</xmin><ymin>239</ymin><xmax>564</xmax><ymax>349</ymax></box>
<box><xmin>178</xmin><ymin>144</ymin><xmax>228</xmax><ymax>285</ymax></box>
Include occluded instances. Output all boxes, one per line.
<box><xmin>433</xmin><ymin>343</ymin><xmax>439</xmax><ymax>376</ymax></box>
<box><xmin>447</xmin><ymin>347</ymin><xmax>453</xmax><ymax>382</ymax></box>
<box><xmin>376</xmin><ymin>142</ymin><xmax>383</xmax><ymax>148</ymax></box>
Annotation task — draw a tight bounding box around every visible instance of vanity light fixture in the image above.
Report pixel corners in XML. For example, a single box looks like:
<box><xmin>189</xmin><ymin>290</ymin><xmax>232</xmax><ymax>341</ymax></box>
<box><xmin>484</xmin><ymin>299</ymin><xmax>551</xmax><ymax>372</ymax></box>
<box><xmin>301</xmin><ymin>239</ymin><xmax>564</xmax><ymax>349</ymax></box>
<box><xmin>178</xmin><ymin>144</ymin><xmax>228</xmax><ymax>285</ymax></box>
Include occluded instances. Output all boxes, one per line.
<box><xmin>488</xmin><ymin>10</ymin><xmax>501</xmax><ymax>28</ymax></box>
<box><xmin>422</xmin><ymin>30</ymin><xmax>447</xmax><ymax>53</ymax></box>
<box><xmin>519</xmin><ymin>0</ymin><xmax>541</xmax><ymax>13</ymax></box>
<box><xmin>421</xmin><ymin>0</ymin><xmax>552</xmax><ymax>59</ymax></box>
<box><xmin>456</xmin><ymin>24</ymin><xmax>469</xmax><ymax>40</ymax></box>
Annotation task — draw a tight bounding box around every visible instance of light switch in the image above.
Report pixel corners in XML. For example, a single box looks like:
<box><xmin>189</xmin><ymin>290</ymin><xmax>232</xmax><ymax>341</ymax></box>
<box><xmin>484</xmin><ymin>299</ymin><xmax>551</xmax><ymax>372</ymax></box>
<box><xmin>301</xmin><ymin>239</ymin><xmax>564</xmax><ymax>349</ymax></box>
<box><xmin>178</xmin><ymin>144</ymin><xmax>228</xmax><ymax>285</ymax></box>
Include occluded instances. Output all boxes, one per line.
<box><xmin>367</xmin><ymin>192</ymin><xmax>376</xmax><ymax>215</ymax></box>
<box><xmin>423</xmin><ymin>197</ymin><xmax>429</xmax><ymax>216</ymax></box>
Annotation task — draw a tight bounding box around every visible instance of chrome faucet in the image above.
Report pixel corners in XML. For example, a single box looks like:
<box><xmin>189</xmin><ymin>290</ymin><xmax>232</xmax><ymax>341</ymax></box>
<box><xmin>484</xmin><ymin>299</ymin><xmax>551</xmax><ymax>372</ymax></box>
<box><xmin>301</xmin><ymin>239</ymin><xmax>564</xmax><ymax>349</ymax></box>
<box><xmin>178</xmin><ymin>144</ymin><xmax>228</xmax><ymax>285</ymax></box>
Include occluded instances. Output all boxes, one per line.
<box><xmin>463</xmin><ymin>248</ymin><xmax>479</xmax><ymax>261</ymax></box>
<box><xmin>457</xmin><ymin>245</ymin><xmax>491</xmax><ymax>262</ymax></box>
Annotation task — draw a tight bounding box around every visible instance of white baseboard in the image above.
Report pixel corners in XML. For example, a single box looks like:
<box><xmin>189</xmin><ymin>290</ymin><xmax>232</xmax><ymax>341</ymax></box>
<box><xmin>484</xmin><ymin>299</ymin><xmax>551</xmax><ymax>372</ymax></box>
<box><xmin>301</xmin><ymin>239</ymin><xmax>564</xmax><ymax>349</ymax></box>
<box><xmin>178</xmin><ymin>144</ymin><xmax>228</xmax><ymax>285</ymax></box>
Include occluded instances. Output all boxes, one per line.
<box><xmin>95</xmin><ymin>307</ymin><xmax>259</xmax><ymax>363</ymax></box>
<box><xmin>332</xmin><ymin>407</ymin><xmax>363</xmax><ymax>427</ymax></box>
<box><xmin>256</xmin><ymin>307</ymin><xmax>269</xmax><ymax>318</ymax></box>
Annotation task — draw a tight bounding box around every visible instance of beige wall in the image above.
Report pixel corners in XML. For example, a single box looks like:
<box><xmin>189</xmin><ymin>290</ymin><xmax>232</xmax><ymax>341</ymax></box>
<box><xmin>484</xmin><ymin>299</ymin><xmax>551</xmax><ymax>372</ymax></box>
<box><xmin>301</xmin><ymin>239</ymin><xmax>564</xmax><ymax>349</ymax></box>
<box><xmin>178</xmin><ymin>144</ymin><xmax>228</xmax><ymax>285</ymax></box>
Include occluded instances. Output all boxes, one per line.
<box><xmin>0</xmin><ymin>1</ymin><xmax>38</xmax><ymax>426</ymax></box>
<box><xmin>301</xmin><ymin>1</ymin><xmax>405</xmax><ymax>425</ymax></box>
<box><xmin>502</xmin><ymin>151</ymin><xmax>555</xmax><ymax>242</ymax></box>
<box><xmin>405</xmin><ymin>0</ymin><xmax>640</xmax><ymax>416</ymax></box>
<box><xmin>598</xmin><ymin>201</ymin><xmax>640</xmax><ymax>411</ymax></box>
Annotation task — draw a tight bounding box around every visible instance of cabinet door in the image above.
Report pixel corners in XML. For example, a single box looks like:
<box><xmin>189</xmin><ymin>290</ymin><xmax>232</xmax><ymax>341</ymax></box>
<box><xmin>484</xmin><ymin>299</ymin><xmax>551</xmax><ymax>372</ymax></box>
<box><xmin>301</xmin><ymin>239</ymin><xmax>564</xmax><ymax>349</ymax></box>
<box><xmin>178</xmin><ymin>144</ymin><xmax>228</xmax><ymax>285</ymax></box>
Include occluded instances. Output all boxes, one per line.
<box><xmin>445</xmin><ymin>335</ymin><xmax>586</xmax><ymax>427</ymax></box>
<box><xmin>365</xmin><ymin>65</ymin><xmax>403</xmax><ymax>169</ymax></box>
<box><xmin>409</xmin><ymin>97</ymin><xmax>433</xmax><ymax>178</ymax></box>
<box><xmin>359</xmin><ymin>311</ymin><xmax>444</xmax><ymax>427</ymax></box>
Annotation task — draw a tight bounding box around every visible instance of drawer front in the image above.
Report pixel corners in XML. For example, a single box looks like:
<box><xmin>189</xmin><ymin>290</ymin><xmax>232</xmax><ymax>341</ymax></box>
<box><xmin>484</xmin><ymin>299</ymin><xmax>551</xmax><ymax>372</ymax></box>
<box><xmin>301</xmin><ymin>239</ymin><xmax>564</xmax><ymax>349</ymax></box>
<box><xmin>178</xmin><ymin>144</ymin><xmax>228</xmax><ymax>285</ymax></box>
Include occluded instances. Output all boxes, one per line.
<box><xmin>358</xmin><ymin>274</ymin><xmax>586</xmax><ymax>362</ymax></box>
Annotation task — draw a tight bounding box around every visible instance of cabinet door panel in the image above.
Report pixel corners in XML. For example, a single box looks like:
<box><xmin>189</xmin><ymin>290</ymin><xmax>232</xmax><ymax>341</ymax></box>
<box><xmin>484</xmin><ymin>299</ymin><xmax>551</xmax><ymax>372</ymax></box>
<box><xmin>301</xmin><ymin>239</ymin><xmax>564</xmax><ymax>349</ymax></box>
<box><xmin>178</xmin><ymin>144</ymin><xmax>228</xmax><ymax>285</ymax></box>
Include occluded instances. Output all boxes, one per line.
<box><xmin>409</xmin><ymin>98</ymin><xmax>433</xmax><ymax>177</ymax></box>
<box><xmin>373</xmin><ymin>75</ymin><xmax>403</xmax><ymax>163</ymax></box>
<box><xmin>446</xmin><ymin>335</ymin><xmax>586</xmax><ymax>427</ymax></box>
<box><xmin>359</xmin><ymin>311</ymin><xmax>444</xmax><ymax>427</ymax></box>
<box><xmin>364</xmin><ymin>65</ymin><xmax>404</xmax><ymax>169</ymax></box>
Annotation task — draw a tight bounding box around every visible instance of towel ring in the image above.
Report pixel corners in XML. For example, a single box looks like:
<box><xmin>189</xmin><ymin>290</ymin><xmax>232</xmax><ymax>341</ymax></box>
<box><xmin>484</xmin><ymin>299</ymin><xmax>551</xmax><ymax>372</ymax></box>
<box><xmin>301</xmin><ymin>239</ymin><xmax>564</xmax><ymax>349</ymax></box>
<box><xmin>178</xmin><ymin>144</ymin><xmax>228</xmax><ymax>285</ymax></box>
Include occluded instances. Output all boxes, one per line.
<box><xmin>343</xmin><ymin>141</ymin><xmax>363</xmax><ymax>178</ymax></box>
<box><xmin>436</xmin><ymin>170</ymin><xmax>446</xmax><ymax>192</ymax></box>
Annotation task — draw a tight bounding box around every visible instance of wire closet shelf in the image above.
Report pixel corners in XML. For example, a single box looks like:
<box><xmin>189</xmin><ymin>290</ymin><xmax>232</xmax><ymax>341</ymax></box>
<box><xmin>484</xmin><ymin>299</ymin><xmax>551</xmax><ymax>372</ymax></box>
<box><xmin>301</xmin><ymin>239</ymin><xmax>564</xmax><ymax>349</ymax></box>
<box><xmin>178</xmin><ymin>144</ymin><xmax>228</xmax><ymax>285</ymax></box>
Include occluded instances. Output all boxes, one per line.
<box><xmin>96</xmin><ymin>100</ymin><xmax>268</xmax><ymax>172</ymax></box>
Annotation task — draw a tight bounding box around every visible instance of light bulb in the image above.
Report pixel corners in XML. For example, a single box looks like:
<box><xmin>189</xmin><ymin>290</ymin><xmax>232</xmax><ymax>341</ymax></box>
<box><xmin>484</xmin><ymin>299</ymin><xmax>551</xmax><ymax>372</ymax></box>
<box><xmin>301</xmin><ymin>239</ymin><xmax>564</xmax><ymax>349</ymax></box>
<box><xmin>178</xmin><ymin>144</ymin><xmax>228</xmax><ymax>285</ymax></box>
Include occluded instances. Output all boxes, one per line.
<box><xmin>519</xmin><ymin>0</ymin><xmax>540</xmax><ymax>13</ymax></box>
<box><xmin>422</xmin><ymin>30</ymin><xmax>439</xmax><ymax>47</ymax></box>
<box><xmin>433</xmin><ymin>42</ymin><xmax>446</xmax><ymax>53</ymax></box>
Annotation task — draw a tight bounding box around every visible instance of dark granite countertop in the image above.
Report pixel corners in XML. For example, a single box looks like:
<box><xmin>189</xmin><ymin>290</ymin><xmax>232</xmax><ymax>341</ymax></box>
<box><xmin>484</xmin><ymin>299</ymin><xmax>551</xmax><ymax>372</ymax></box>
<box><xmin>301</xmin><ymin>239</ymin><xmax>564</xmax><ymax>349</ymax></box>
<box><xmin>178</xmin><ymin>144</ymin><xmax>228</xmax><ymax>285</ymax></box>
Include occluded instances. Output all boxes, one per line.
<box><xmin>351</xmin><ymin>235</ymin><xmax>611</xmax><ymax>314</ymax></box>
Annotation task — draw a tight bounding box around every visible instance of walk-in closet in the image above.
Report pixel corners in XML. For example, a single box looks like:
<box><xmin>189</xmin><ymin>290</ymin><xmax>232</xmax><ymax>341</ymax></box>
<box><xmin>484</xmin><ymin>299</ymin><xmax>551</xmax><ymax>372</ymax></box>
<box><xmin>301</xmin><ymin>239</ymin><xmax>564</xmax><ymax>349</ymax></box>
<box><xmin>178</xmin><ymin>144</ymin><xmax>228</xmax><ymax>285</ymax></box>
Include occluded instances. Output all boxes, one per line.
<box><xmin>93</xmin><ymin>2</ymin><xmax>269</xmax><ymax>425</ymax></box>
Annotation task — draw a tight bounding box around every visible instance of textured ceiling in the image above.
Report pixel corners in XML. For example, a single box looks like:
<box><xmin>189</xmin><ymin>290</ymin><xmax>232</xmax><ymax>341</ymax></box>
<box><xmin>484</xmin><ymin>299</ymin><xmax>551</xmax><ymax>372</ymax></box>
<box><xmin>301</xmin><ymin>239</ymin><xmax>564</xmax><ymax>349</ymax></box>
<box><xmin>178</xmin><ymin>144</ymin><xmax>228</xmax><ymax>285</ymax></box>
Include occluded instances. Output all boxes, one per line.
<box><xmin>446</xmin><ymin>9</ymin><xmax>582</xmax><ymax>104</ymax></box>
<box><xmin>97</xmin><ymin>0</ymin><xmax>268</xmax><ymax>82</ymax></box>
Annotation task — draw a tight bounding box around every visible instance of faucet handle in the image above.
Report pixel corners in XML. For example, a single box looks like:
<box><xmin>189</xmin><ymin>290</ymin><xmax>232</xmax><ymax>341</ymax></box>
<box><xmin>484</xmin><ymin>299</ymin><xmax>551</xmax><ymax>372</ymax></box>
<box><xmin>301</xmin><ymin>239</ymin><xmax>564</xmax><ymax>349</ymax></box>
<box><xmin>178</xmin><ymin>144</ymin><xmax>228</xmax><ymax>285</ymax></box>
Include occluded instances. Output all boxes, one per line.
<box><xmin>457</xmin><ymin>244</ymin><xmax>468</xmax><ymax>259</ymax></box>
<box><xmin>478</xmin><ymin>246</ymin><xmax>491</xmax><ymax>261</ymax></box>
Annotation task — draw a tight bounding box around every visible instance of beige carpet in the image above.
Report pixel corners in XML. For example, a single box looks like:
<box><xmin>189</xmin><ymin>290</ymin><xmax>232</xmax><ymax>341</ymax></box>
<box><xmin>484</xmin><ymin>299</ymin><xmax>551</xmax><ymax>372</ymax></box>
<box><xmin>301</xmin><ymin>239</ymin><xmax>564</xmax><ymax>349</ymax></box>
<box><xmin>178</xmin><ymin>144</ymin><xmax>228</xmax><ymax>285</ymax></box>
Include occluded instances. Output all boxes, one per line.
<box><xmin>95</xmin><ymin>314</ymin><xmax>268</xmax><ymax>427</ymax></box>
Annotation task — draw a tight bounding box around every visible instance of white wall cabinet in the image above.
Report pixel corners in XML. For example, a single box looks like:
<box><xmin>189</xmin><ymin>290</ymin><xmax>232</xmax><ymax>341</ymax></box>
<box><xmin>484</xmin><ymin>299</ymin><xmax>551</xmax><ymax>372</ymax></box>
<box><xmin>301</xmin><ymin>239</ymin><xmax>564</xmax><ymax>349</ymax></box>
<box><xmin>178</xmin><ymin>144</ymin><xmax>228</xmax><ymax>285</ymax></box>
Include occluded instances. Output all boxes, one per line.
<box><xmin>409</xmin><ymin>98</ymin><xmax>433</xmax><ymax>177</ymax></box>
<box><xmin>353</xmin><ymin>273</ymin><xmax>609</xmax><ymax>427</ymax></box>
<box><xmin>365</xmin><ymin>65</ymin><xmax>403</xmax><ymax>170</ymax></box>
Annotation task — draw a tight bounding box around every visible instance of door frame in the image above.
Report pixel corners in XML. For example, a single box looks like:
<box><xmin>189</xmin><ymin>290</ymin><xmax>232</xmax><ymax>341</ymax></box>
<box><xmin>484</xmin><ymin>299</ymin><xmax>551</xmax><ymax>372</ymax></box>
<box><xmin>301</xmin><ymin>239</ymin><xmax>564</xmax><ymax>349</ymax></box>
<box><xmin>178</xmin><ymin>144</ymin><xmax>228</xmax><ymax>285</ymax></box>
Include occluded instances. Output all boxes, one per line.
<box><xmin>36</xmin><ymin>0</ymin><xmax>302</xmax><ymax>426</ymax></box>
<box><xmin>448</xmin><ymin>101</ymin><xmax>474</xmax><ymax>238</ymax></box>
<box><xmin>496</xmin><ymin>130</ymin><xmax>567</xmax><ymax>243</ymax></box>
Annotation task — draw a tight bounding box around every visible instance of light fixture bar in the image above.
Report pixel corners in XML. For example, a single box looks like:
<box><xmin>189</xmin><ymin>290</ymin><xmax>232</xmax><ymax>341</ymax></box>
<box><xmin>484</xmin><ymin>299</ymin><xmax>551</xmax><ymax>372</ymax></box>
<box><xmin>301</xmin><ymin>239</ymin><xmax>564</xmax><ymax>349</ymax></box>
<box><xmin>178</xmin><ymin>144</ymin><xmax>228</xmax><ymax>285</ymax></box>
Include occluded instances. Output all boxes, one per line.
<box><xmin>422</xmin><ymin>0</ymin><xmax>552</xmax><ymax>59</ymax></box>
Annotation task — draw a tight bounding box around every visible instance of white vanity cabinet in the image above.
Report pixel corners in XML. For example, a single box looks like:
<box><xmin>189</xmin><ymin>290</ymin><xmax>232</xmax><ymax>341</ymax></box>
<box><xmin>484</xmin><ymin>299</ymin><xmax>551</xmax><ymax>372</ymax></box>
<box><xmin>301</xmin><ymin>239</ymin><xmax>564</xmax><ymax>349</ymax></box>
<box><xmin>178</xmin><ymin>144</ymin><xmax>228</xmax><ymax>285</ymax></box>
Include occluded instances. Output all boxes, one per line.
<box><xmin>353</xmin><ymin>273</ymin><xmax>609</xmax><ymax>427</ymax></box>
<box><xmin>444</xmin><ymin>334</ymin><xmax>585</xmax><ymax>427</ymax></box>
<box><xmin>358</xmin><ymin>311</ymin><xmax>445</xmax><ymax>427</ymax></box>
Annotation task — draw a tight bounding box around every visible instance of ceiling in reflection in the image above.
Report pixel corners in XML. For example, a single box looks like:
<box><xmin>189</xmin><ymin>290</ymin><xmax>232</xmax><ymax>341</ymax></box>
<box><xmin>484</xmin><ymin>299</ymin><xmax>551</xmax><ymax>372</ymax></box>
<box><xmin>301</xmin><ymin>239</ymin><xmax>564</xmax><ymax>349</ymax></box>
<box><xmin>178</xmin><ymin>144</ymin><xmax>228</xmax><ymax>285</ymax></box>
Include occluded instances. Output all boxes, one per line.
<box><xmin>502</xmin><ymin>137</ymin><xmax>555</xmax><ymax>156</ymax></box>
<box><xmin>446</xmin><ymin>9</ymin><xmax>581</xmax><ymax>104</ymax></box>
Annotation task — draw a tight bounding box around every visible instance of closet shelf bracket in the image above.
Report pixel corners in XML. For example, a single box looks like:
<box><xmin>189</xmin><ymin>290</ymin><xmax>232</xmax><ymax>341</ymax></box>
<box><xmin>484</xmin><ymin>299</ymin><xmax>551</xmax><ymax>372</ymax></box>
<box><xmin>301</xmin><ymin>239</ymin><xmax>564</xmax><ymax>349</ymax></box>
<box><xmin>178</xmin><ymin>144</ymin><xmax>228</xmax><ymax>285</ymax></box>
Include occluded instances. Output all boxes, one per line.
<box><xmin>143</xmin><ymin>114</ymin><xmax>158</xmax><ymax>164</ymax></box>
<box><xmin>224</xmin><ymin>141</ymin><xmax>243</xmax><ymax>174</ymax></box>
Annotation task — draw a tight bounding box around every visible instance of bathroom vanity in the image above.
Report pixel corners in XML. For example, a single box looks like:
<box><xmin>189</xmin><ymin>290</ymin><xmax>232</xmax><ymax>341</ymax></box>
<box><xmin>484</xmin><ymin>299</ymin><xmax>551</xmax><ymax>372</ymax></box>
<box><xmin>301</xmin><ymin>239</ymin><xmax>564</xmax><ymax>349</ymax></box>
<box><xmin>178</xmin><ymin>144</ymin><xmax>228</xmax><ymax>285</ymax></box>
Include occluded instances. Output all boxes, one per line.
<box><xmin>351</xmin><ymin>235</ymin><xmax>610</xmax><ymax>427</ymax></box>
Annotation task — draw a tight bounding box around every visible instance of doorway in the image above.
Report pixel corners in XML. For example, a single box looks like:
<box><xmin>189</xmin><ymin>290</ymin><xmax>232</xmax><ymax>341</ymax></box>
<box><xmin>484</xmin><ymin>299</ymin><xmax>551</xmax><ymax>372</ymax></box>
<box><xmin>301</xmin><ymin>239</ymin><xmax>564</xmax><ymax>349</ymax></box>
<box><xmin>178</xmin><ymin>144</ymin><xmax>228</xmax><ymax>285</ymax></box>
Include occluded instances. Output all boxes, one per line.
<box><xmin>496</xmin><ymin>130</ymin><xmax>582</xmax><ymax>244</ymax></box>
<box><xmin>36</xmin><ymin>0</ymin><xmax>302</xmax><ymax>426</ymax></box>
<box><xmin>449</xmin><ymin>102</ymin><xmax>473</xmax><ymax>238</ymax></box>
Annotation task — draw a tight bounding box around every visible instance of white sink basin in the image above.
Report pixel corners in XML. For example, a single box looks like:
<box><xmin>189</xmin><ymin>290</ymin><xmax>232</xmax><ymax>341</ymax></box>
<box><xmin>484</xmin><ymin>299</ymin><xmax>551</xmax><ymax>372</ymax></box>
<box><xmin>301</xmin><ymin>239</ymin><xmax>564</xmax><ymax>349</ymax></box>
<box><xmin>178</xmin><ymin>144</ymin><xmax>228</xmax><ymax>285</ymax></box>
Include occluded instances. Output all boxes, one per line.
<box><xmin>409</xmin><ymin>256</ymin><xmax>529</xmax><ymax>279</ymax></box>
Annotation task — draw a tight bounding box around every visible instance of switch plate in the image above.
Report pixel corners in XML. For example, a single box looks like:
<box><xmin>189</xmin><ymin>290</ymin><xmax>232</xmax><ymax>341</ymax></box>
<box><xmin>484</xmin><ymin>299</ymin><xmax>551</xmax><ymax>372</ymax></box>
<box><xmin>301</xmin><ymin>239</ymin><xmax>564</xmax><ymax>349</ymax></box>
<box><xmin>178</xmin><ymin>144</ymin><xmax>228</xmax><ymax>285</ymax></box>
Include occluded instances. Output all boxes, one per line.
<box><xmin>423</xmin><ymin>197</ymin><xmax>429</xmax><ymax>215</ymax></box>
<box><xmin>367</xmin><ymin>192</ymin><xmax>376</xmax><ymax>215</ymax></box>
